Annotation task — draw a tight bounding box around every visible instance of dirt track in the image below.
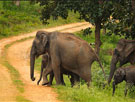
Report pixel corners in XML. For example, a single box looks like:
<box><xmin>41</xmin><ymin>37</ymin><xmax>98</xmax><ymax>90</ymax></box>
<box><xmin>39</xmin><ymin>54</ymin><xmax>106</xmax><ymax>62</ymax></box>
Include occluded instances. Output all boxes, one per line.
<box><xmin>0</xmin><ymin>22</ymin><xmax>92</xmax><ymax>102</ymax></box>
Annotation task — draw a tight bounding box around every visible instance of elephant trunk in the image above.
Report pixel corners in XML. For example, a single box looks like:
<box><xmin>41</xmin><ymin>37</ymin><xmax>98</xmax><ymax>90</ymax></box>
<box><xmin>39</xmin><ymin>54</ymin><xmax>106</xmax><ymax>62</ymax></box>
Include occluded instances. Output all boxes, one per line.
<box><xmin>108</xmin><ymin>55</ymin><xmax>118</xmax><ymax>84</ymax></box>
<box><xmin>30</xmin><ymin>45</ymin><xmax>36</xmax><ymax>81</ymax></box>
<box><xmin>112</xmin><ymin>81</ymin><xmax>116</xmax><ymax>96</ymax></box>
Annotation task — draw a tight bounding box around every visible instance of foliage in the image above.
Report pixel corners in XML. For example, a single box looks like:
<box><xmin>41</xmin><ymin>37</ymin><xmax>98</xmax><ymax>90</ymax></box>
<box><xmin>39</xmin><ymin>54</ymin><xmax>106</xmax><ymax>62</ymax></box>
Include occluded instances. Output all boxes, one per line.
<box><xmin>33</xmin><ymin>0</ymin><xmax>115</xmax><ymax>54</ymax></box>
<box><xmin>106</xmin><ymin>0</ymin><xmax>135</xmax><ymax>39</ymax></box>
<box><xmin>0</xmin><ymin>1</ymin><xmax>81</xmax><ymax>39</ymax></box>
<box><xmin>82</xmin><ymin>27</ymin><xmax>92</xmax><ymax>36</ymax></box>
<box><xmin>33</xmin><ymin>0</ymin><xmax>135</xmax><ymax>54</ymax></box>
<box><xmin>34</xmin><ymin>0</ymin><xmax>112</xmax><ymax>25</ymax></box>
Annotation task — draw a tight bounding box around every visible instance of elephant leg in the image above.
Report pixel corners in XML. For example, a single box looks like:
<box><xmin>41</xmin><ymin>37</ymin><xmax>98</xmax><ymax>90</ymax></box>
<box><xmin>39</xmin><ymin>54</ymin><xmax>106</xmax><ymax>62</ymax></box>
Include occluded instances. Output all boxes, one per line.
<box><xmin>37</xmin><ymin>64</ymin><xmax>44</xmax><ymax>85</ymax></box>
<box><xmin>79</xmin><ymin>67</ymin><xmax>91</xmax><ymax>87</ymax></box>
<box><xmin>125</xmin><ymin>83</ymin><xmax>134</xmax><ymax>96</ymax></box>
<box><xmin>48</xmin><ymin>71</ymin><xmax>65</xmax><ymax>85</ymax></box>
<box><xmin>48</xmin><ymin>71</ymin><xmax>54</xmax><ymax>85</ymax></box>
<box><xmin>52</xmin><ymin>65</ymin><xmax>61</xmax><ymax>85</ymax></box>
<box><xmin>60</xmin><ymin>73</ymin><xmax>65</xmax><ymax>85</ymax></box>
<box><xmin>51</xmin><ymin>56</ymin><xmax>62</xmax><ymax>85</ymax></box>
<box><xmin>70</xmin><ymin>75</ymin><xmax>75</xmax><ymax>87</ymax></box>
<box><xmin>125</xmin><ymin>83</ymin><xmax>129</xmax><ymax>96</ymax></box>
<box><xmin>42</xmin><ymin>67</ymin><xmax>53</xmax><ymax>85</ymax></box>
<box><xmin>73</xmin><ymin>74</ymin><xmax>80</xmax><ymax>86</ymax></box>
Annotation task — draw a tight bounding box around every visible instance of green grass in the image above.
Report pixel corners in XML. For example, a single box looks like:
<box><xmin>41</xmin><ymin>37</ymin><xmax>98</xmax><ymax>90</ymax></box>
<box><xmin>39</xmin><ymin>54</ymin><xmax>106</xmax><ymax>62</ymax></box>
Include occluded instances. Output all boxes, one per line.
<box><xmin>16</xmin><ymin>96</ymin><xmax>31</xmax><ymax>102</ymax></box>
<box><xmin>3</xmin><ymin>60</ymin><xmax>24</xmax><ymax>93</ymax></box>
<box><xmin>53</xmin><ymin>83</ymin><xmax>135</xmax><ymax>102</ymax></box>
<box><xmin>0</xmin><ymin>1</ymin><xmax>82</xmax><ymax>39</ymax></box>
<box><xmin>34</xmin><ymin>29</ymin><xmax>135</xmax><ymax>102</ymax></box>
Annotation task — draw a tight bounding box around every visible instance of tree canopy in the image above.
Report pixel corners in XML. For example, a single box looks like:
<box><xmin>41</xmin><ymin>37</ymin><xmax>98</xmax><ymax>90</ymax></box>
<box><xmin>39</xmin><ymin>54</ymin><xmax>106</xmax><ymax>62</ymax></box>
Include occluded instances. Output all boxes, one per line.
<box><xmin>33</xmin><ymin>0</ymin><xmax>135</xmax><ymax>54</ymax></box>
<box><xmin>106</xmin><ymin>0</ymin><xmax>135</xmax><ymax>39</ymax></box>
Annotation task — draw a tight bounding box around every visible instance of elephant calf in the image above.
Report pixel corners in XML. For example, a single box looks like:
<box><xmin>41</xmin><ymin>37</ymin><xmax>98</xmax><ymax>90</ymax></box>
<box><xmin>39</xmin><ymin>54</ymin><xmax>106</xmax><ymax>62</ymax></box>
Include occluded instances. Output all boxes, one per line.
<box><xmin>37</xmin><ymin>54</ymin><xmax>80</xmax><ymax>86</ymax></box>
<box><xmin>112</xmin><ymin>66</ymin><xmax>135</xmax><ymax>96</ymax></box>
<box><xmin>37</xmin><ymin>54</ymin><xmax>48</xmax><ymax>85</ymax></box>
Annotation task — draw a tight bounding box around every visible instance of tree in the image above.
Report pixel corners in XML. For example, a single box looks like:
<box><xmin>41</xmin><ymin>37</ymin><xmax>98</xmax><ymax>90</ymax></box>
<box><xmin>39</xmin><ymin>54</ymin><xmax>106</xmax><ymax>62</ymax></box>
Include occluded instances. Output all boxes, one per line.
<box><xmin>34</xmin><ymin>0</ymin><xmax>113</xmax><ymax>54</ymax></box>
<box><xmin>106</xmin><ymin>0</ymin><xmax>135</xmax><ymax>39</ymax></box>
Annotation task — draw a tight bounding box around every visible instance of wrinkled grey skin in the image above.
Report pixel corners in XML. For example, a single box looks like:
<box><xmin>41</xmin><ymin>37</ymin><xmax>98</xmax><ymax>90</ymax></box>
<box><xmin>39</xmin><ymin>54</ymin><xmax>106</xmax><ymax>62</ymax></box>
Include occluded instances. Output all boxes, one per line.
<box><xmin>112</xmin><ymin>66</ymin><xmax>135</xmax><ymax>96</ymax></box>
<box><xmin>108</xmin><ymin>39</ymin><xmax>135</xmax><ymax>84</ymax></box>
<box><xmin>30</xmin><ymin>31</ymin><xmax>106</xmax><ymax>86</ymax></box>
<box><xmin>37</xmin><ymin>54</ymin><xmax>80</xmax><ymax>87</ymax></box>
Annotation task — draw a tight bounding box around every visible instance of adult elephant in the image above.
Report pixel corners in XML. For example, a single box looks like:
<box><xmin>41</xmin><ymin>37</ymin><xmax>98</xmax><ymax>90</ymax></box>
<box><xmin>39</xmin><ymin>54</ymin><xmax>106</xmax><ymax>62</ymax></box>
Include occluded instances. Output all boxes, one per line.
<box><xmin>30</xmin><ymin>31</ymin><xmax>106</xmax><ymax>86</ymax></box>
<box><xmin>108</xmin><ymin>39</ymin><xmax>135</xmax><ymax>84</ymax></box>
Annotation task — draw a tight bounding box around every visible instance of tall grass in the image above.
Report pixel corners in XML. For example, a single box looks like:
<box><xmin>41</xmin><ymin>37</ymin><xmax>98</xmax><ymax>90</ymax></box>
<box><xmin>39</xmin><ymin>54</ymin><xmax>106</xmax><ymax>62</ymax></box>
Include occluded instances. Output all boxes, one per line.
<box><xmin>0</xmin><ymin>1</ymin><xmax>81</xmax><ymax>39</ymax></box>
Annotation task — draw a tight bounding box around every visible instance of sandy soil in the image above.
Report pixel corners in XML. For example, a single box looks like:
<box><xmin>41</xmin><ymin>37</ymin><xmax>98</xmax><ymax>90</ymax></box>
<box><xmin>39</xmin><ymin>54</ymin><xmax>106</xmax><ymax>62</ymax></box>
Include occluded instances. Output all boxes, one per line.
<box><xmin>0</xmin><ymin>22</ymin><xmax>92</xmax><ymax>102</ymax></box>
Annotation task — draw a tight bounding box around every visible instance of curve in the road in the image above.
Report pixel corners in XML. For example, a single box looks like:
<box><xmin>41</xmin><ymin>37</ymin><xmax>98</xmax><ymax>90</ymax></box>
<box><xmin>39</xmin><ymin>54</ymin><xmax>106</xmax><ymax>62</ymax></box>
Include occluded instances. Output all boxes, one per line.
<box><xmin>0</xmin><ymin>22</ymin><xmax>92</xmax><ymax>102</ymax></box>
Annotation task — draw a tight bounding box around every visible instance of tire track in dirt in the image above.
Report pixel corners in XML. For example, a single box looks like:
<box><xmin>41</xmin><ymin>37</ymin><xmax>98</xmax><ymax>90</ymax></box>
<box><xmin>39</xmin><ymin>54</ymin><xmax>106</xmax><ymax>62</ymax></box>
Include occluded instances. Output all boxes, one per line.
<box><xmin>0</xmin><ymin>22</ymin><xmax>92</xmax><ymax>102</ymax></box>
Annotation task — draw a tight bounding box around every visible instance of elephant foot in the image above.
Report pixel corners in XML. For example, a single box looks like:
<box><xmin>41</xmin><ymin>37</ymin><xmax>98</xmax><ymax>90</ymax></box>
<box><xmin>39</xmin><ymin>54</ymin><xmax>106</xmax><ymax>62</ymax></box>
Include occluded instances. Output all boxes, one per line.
<box><xmin>46</xmin><ymin>83</ymin><xmax>52</xmax><ymax>87</ymax></box>
<box><xmin>42</xmin><ymin>80</ymin><xmax>49</xmax><ymax>86</ymax></box>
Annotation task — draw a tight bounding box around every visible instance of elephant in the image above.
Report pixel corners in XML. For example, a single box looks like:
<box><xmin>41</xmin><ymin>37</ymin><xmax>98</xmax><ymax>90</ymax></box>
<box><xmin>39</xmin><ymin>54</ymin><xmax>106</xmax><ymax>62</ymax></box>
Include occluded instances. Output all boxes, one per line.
<box><xmin>112</xmin><ymin>66</ymin><xmax>135</xmax><ymax>96</ymax></box>
<box><xmin>37</xmin><ymin>53</ymin><xmax>80</xmax><ymax>87</ymax></box>
<box><xmin>30</xmin><ymin>31</ymin><xmax>106</xmax><ymax>86</ymax></box>
<box><xmin>108</xmin><ymin>39</ymin><xmax>135</xmax><ymax>84</ymax></box>
<box><xmin>37</xmin><ymin>54</ymin><xmax>49</xmax><ymax>85</ymax></box>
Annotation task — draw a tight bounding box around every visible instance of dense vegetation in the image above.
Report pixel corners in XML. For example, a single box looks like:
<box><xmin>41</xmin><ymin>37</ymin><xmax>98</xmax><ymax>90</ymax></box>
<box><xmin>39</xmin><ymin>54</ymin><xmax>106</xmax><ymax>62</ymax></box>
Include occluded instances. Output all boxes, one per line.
<box><xmin>0</xmin><ymin>1</ymin><xmax>81</xmax><ymax>39</ymax></box>
<box><xmin>35</xmin><ymin>30</ymin><xmax>135</xmax><ymax>102</ymax></box>
<box><xmin>33</xmin><ymin>0</ymin><xmax>135</xmax><ymax>54</ymax></box>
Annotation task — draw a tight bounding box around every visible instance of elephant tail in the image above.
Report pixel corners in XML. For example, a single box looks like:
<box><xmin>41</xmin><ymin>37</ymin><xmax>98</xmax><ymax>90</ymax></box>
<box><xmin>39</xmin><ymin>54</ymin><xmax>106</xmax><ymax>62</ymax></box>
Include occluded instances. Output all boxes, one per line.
<box><xmin>94</xmin><ymin>52</ymin><xmax>107</xmax><ymax>80</ymax></box>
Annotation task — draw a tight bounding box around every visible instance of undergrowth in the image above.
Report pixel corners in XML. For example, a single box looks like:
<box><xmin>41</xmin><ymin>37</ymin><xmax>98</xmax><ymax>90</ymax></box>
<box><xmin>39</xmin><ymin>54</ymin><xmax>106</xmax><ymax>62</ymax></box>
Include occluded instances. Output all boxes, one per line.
<box><xmin>0</xmin><ymin>1</ymin><xmax>81</xmax><ymax>39</ymax></box>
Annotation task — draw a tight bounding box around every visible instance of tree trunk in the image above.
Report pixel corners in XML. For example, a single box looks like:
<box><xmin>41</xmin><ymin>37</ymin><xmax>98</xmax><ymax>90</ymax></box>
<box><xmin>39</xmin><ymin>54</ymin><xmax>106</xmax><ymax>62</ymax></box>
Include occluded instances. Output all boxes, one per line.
<box><xmin>95</xmin><ymin>21</ymin><xmax>102</xmax><ymax>55</ymax></box>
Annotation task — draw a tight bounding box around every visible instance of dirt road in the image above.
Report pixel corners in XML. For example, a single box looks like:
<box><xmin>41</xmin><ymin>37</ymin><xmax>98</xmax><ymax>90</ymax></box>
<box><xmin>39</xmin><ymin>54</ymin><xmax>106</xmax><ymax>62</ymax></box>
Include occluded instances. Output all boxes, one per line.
<box><xmin>0</xmin><ymin>22</ymin><xmax>92</xmax><ymax>102</ymax></box>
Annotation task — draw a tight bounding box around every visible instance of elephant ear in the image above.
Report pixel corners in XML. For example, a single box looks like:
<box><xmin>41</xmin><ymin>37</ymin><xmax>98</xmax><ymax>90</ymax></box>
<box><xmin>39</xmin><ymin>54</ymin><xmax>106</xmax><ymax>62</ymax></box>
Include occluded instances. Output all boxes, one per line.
<box><xmin>125</xmin><ymin>42</ymin><xmax>134</xmax><ymax>58</ymax></box>
<box><xmin>120</xmin><ymin>68</ymin><xmax>126</xmax><ymax>79</ymax></box>
<box><xmin>116</xmin><ymin>68</ymin><xmax>126</xmax><ymax>80</ymax></box>
<box><xmin>41</xmin><ymin>33</ymin><xmax>48</xmax><ymax>47</ymax></box>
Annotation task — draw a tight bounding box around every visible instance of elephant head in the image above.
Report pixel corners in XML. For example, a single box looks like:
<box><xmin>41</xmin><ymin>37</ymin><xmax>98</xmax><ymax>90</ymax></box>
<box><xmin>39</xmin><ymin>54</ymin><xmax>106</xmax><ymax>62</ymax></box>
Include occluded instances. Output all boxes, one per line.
<box><xmin>112</xmin><ymin>68</ymin><xmax>126</xmax><ymax>96</ymax></box>
<box><xmin>30</xmin><ymin>31</ymin><xmax>49</xmax><ymax>81</ymax></box>
<box><xmin>108</xmin><ymin>39</ymin><xmax>135</xmax><ymax>84</ymax></box>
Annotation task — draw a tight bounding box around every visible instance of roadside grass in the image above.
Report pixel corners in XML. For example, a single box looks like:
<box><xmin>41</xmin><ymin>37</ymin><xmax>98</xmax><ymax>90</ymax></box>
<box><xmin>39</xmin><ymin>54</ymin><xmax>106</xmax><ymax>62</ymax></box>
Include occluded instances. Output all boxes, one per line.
<box><xmin>34</xmin><ymin>30</ymin><xmax>135</xmax><ymax>102</ymax></box>
<box><xmin>0</xmin><ymin>1</ymin><xmax>82</xmax><ymax>39</ymax></box>
<box><xmin>16</xmin><ymin>96</ymin><xmax>30</xmax><ymax>102</ymax></box>
<box><xmin>1</xmin><ymin>37</ymin><xmax>33</xmax><ymax>102</ymax></box>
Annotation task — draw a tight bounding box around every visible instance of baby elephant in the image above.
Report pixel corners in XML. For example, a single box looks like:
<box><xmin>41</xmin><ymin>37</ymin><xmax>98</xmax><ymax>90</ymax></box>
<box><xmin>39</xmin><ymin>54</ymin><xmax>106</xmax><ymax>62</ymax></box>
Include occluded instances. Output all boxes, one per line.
<box><xmin>112</xmin><ymin>66</ymin><xmax>135</xmax><ymax>96</ymax></box>
<box><xmin>37</xmin><ymin>54</ymin><xmax>49</xmax><ymax>85</ymax></box>
<box><xmin>37</xmin><ymin>54</ymin><xmax>80</xmax><ymax>86</ymax></box>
